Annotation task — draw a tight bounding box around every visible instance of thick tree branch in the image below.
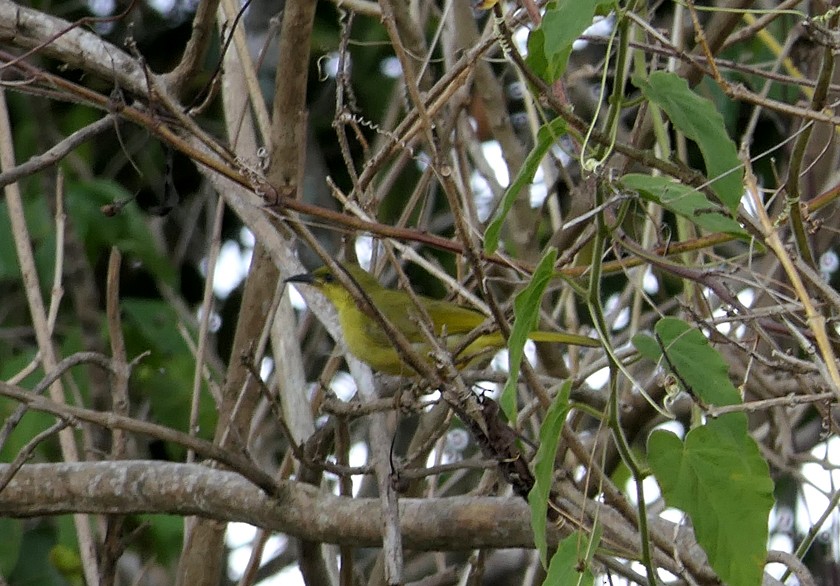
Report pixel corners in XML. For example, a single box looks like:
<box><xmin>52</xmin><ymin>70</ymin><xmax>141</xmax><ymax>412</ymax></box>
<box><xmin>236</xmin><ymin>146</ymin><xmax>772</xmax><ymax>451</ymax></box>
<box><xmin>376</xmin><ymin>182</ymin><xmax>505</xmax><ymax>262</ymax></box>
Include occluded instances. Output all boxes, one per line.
<box><xmin>0</xmin><ymin>461</ymin><xmax>539</xmax><ymax>551</ymax></box>
<box><xmin>0</xmin><ymin>0</ymin><xmax>146</xmax><ymax>95</ymax></box>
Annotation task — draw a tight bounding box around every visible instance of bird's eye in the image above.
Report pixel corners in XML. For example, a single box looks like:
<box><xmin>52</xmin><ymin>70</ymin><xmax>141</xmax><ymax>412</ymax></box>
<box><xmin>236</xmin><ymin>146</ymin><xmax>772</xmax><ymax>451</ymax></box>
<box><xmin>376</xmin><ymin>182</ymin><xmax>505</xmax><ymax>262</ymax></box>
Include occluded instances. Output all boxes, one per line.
<box><xmin>322</xmin><ymin>273</ymin><xmax>336</xmax><ymax>283</ymax></box>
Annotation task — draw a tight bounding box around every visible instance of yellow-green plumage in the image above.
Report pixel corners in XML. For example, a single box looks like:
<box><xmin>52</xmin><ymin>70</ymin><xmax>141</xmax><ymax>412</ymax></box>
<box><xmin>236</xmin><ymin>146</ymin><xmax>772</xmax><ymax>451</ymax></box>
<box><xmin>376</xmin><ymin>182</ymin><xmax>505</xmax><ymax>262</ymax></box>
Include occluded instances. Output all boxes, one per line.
<box><xmin>286</xmin><ymin>264</ymin><xmax>598</xmax><ymax>374</ymax></box>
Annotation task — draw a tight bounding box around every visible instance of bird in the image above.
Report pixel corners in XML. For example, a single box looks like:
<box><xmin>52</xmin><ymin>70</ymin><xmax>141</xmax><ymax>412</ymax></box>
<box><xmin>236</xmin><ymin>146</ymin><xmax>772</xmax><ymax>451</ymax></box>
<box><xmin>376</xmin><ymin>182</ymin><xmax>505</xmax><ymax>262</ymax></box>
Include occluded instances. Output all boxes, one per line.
<box><xmin>285</xmin><ymin>264</ymin><xmax>599</xmax><ymax>375</ymax></box>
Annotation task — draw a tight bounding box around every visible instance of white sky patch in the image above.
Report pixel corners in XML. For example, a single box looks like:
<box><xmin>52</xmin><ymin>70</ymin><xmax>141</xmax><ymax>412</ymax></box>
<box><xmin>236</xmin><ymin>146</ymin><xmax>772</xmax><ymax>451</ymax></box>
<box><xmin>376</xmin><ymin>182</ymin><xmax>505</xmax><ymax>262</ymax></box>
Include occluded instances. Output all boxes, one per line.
<box><xmin>612</xmin><ymin>306</ymin><xmax>629</xmax><ymax>331</ymax></box>
<box><xmin>286</xmin><ymin>283</ymin><xmax>306</xmax><ymax>311</ymax></box>
<box><xmin>204</xmin><ymin>240</ymin><xmax>250</xmax><ymax>297</ymax></box>
<box><xmin>604</xmin><ymin>293</ymin><xmax>620</xmax><ymax>314</ymax></box>
<box><xmin>605</xmin><ymin>293</ymin><xmax>629</xmax><ymax>331</ymax></box>
<box><xmin>472</xmin><ymin>173</ymin><xmax>495</xmax><ymax>222</ymax></box>
<box><xmin>573</xmin><ymin>14</ymin><xmax>616</xmax><ymax>50</ymax></box>
<box><xmin>318</xmin><ymin>52</ymin><xmax>341</xmax><ymax>79</ymax></box>
<box><xmin>380</xmin><ymin>56</ymin><xmax>402</xmax><ymax>78</ymax></box>
<box><xmin>737</xmin><ymin>287</ymin><xmax>754</xmax><ymax>308</ymax></box>
<box><xmin>585</xmin><ymin>366</ymin><xmax>609</xmax><ymax>390</ymax></box>
<box><xmin>740</xmin><ymin>189</ymin><xmax>759</xmax><ymax>218</ymax></box>
<box><xmin>765</xmin><ymin>533</ymin><xmax>795</xmax><ymax>581</ymax></box>
<box><xmin>476</xmin><ymin>141</ymin><xmax>552</xmax><ymax>209</ymax></box>
<box><xmin>147</xmin><ymin>0</ymin><xmax>176</xmax><ymax>14</ymax></box>
<box><xmin>652</xmin><ymin>419</ymin><xmax>685</xmax><ymax>439</ymax></box>
<box><xmin>490</xmin><ymin>348</ymin><xmax>508</xmax><ymax>373</ymax></box>
<box><xmin>798</xmin><ymin>437</ymin><xmax>840</xmax><ymax>532</ymax></box>
<box><xmin>260</xmin><ymin>357</ymin><xmax>274</xmax><ymax>380</ymax></box>
<box><xmin>328</xmin><ymin>442</ymin><xmax>368</xmax><ymax>497</ymax></box>
<box><xmin>195</xmin><ymin>305</ymin><xmax>222</xmax><ymax>333</ymax></box>
<box><xmin>550</xmin><ymin>140</ymin><xmax>574</xmax><ymax>169</ymax></box>
<box><xmin>514</xmin><ymin>26</ymin><xmax>529</xmax><ymax>55</ymax></box>
<box><xmin>254</xmin><ymin>564</ymin><xmax>303</xmax><ymax>586</ymax></box>
<box><xmin>226</xmin><ymin>522</ymin><xmax>257</xmax><ymax>549</ymax></box>
<box><xmin>355</xmin><ymin>234</ymin><xmax>374</xmax><ymax>270</ymax></box>
<box><xmin>488</xmin><ymin>340</ymin><xmax>539</xmax><ymax>374</ymax></box>
<box><xmin>87</xmin><ymin>0</ymin><xmax>114</xmax><ymax>16</ymax></box>
<box><xmin>529</xmin><ymin>165</ymin><xmax>549</xmax><ymax>208</ymax></box>
<box><xmin>731</xmin><ymin>288</ymin><xmax>754</xmax><ymax>338</ymax></box>
<box><xmin>330</xmin><ymin>371</ymin><xmax>357</xmax><ymax>401</ymax></box>
<box><xmin>226</xmin><ymin>530</ymin><xmax>290</xmax><ymax>582</ymax></box>
<box><xmin>626</xmin><ymin>475</ymin><xmax>661</xmax><ymax>506</ymax></box>
<box><xmin>642</xmin><ymin>267</ymin><xmax>659</xmax><ymax>294</ymax></box>
<box><xmin>350</xmin><ymin>443</ymin><xmax>368</xmax><ymax>496</ymax></box>
<box><xmin>513</xmin><ymin>12</ymin><xmax>615</xmax><ymax>55</ymax></box>
<box><xmin>658</xmin><ymin>507</ymin><xmax>685</xmax><ymax>526</ymax></box>
<box><xmin>820</xmin><ymin>249</ymin><xmax>839</xmax><ymax>280</ymax></box>
<box><xmin>481</xmin><ymin>141</ymin><xmax>510</xmax><ymax>187</ymax></box>
<box><xmin>240</xmin><ymin>227</ymin><xmax>255</xmax><ymax>247</ymax></box>
<box><xmin>711</xmin><ymin>287</ymin><xmax>753</xmax><ymax>338</ymax></box>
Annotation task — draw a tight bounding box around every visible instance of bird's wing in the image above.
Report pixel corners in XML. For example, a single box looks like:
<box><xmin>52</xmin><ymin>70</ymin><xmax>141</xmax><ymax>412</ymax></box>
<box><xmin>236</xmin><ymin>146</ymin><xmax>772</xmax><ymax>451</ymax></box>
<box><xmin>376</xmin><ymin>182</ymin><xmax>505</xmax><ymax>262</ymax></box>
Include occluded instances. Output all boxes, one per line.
<box><xmin>419</xmin><ymin>296</ymin><xmax>487</xmax><ymax>336</ymax></box>
<box><xmin>362</xmin><ymin>289</ymin><xmax>486</xmax><ymax>340</ymax></box>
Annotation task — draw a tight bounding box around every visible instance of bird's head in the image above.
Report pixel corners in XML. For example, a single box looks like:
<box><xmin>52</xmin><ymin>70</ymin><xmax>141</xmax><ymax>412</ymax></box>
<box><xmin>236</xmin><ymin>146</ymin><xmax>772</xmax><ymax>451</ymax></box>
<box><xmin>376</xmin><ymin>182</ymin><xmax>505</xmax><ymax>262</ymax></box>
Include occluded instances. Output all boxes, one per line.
<box><xmin>284</xmin><ymin>264</ymin><xmax>380</xmax><ymax>307</ymax></box>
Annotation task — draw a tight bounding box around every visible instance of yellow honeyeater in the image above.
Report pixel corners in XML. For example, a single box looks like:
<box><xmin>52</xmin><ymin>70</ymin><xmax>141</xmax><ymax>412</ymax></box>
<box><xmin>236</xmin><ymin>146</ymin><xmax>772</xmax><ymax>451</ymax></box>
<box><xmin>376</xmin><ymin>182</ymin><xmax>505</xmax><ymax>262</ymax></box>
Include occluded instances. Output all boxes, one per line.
<box><xmin>285</xmin><ymin>264</ymin><xmax>598</xmax><ymax>375</ymax></box>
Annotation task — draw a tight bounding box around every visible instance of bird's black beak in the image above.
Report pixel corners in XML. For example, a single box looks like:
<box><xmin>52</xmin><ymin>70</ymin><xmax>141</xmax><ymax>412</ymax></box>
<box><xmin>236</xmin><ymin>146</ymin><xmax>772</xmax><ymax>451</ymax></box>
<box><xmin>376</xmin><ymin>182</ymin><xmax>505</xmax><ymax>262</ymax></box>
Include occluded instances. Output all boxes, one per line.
<box><xmin>284</xmin><ymin>272</ymin><xmax>315</xmax><ymax>285</ymax></box>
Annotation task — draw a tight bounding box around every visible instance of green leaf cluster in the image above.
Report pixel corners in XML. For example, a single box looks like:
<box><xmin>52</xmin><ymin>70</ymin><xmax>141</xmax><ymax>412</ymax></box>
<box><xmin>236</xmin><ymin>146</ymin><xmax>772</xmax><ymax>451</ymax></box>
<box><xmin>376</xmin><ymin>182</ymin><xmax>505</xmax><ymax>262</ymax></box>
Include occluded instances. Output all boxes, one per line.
<box><xmin>620</xmin><ymin>174</ymin><xmax>748</xmax><ymax>238</ymax></box>
<box><xmin>630</xmin><ymin>72</ymin><xmax>744</xmax><ymax>213</ymax></box>
<box><xmin>634</xmin><ymin>318</ymin><xmax>775</xmax><ymax>586</ymax></box>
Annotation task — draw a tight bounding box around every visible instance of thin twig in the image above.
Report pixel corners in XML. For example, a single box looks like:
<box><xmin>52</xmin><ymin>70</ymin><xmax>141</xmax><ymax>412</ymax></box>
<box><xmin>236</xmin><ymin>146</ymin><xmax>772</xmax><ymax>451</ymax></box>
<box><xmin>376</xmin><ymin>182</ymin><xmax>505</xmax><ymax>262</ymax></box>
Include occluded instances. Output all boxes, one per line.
<box><xmin>186</xmin><ymin>197</ymin><xmax>225</xmax><ymax>463</ymax></box>
<box><xmin>0</xmin><ymin>420</ymin><xmax>70</xmax><ymax>493</ymax></box>
<box><xmin>0</xmin><ymin>115</ymin><xmax>115</xmax><ymax>189</ymax></box>
<box><xmin>106</xmin><ymin>248</ymin><xmax>129</xmax><ymax>459</ymax></box>
<box><xmin>0</xmin><ymin>380</ymin><xmax>280</xmax><ymax>495</ymax></box>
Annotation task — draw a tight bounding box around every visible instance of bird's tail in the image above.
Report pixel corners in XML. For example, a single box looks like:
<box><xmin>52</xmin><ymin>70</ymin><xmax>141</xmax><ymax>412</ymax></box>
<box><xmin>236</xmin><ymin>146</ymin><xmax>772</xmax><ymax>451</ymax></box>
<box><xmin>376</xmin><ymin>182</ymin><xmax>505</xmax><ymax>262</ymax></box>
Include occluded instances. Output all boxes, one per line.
<box><xmin>526</xmin><ymin>330</ymin><xmax>600</xmax><ymax>347</ymax></box>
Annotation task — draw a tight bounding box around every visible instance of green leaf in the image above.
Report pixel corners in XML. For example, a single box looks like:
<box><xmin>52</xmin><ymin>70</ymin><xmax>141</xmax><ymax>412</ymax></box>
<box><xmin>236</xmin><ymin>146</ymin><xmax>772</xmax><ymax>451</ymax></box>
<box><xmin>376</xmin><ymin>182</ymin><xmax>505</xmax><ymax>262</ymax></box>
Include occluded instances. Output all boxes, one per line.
<box><xmin>528</xmin><ymin>381</ymin><xmax>572</xmax><ymax>566</ymax></box>
<box><xmin>648</xmin><ymin>420</ymin><xmax>774</xmax><ymax>586</ymax></box>
<box><xmin>620</xmin><ymin>174</ymin><xmax>747</xmax><ymax>238</ymax></box>
<box><xmin>633</xmin><ymin>71</ymin><xmax>743</xmax><ymax>212</ymax></box>
<box><xmin>543</xmin><ymin>529</ymin><xmax>599</xmax><ymax>586</ymax></box>
<box><xmin>142</xmin><ymin>514</ymin><xmax>187</xmax><ymax>564</ymax></box>
<box><xmin>527</xmin><ymin>0</ymin><xmax>616</xmax><ymax>83</ymax></box>
<box><xmin>0</xmin><ymin>518</ymin><xmax>22</xmax><ymax>575</ymax></box>
<box><xmin>500</xmin><ymin>248</ymin><xmax>557</xmax><ymax>420</ymax></box>
<box><xmin>9</xmin><ymin>523</ymin><xmax>66</xmax><ymax>586</ymax></box>
<box><xmin>121</xmin><ymin>298</ymin><xmax>216</xmax><ymax>448</ymax></box>
<box><xmin>525</xmin><ymin>28</ymin><xmax>558</xmax><ymax>84</ymax></box>
<box><xmin>637</xmin><ymin>318</ymin><xmax>775</xmax><ymax>586</ymax></box>
<box><xmin>122</xmin><ymin>298</ymin><xmax>192</xmax><ymax>358</ymax></box>
<box><xmin>0</xmin><ymin>195</ymin><xmax>53</xmax><ymax>284</ymax></box>
<box><xmin>632</xmin><ymin>317</ymin><xmax>742</xmax><ymax>408</ymax></box>
<box><xmin>485</xmin><ymin>118</ymin><xmax>566</xmax><ymax>254</ymax></box>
